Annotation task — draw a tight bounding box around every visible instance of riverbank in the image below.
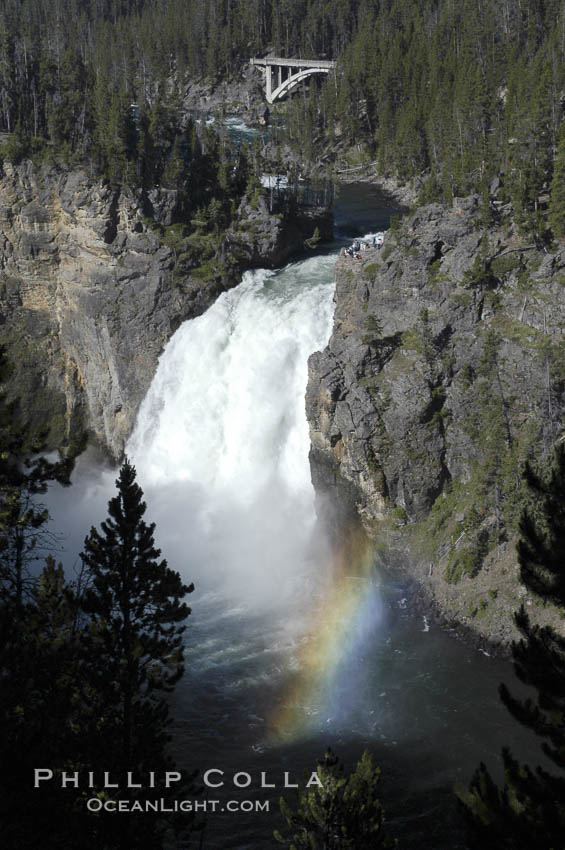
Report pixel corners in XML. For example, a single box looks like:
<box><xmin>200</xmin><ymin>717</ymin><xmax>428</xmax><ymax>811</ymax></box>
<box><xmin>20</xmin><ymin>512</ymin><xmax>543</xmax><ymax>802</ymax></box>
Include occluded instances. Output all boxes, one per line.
<box><xmin>333</xmin><ymin>161</ymin><xmax>419</xmax><ymax>209</ymax></box>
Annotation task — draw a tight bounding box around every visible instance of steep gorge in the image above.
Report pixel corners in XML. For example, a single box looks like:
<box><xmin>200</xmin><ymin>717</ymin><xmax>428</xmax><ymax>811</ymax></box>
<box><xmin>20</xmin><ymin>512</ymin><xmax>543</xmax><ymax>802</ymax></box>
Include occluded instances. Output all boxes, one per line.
<box><xmin>6</xmin><ymin>153</ymin><xmax>564</xmax><ymax>646</ymax></box>
<box><xmin>307</xmin><ymin>194</ymin><xmax>565</xmax><ymax>646</ymax></box>
<box><xmin>0</xmin><ymin>160</ymin><xmax>330</xmax><ymax>456</ymax></box>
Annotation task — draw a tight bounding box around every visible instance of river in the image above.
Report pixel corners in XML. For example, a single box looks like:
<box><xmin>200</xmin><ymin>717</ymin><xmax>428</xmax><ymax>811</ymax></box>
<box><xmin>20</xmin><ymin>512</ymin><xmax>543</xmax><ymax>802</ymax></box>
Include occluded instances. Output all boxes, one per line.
<box><xmin>46</xmin><ymin>184</ymin><xmax>543</xmax><ymax>849</ymax></box>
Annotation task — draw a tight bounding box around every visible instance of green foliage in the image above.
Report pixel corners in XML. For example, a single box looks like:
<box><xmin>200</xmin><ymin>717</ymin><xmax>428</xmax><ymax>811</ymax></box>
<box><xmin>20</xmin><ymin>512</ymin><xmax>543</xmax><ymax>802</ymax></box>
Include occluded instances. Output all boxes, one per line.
<box><xmin>427</xmin><ymin>258</ymin><xmax>450</xmax><ymax>285</ymax></box>
<box><xmin>362</xmin><ymin>262</ymin><xmax>380</xmax><ymax>277</ymax></box>
<box><xmin>418</xmin><ymin>172</ymin><xmax>442</xmax><ymax>205</ymax></box>
<box><xmin>463</xmin><ymin>238</ymin><xmax>498</xmax><ymax>290</ymax></box>
<box><xmin>0</xmin><ymin>557</ymin><xmax>89</xmax><ymax>849</ymax></box>
<box><xmin>416</xmin><ymin>349</ymin><xmax>538</xmax><ymax>580</ymax></box>
<box><xmin>400</xmin><ymin>309</ymin><xmax>436</xmax><ymax>366</ymax></box>
<box><xmin>0</xmin><ymin>355</ymin><xmax>82</xmax><ymax>847</ymax></box>
<box><xmin>0</xmin><ymin>458</ymin><xmax>197</xmax><ymax>849</ymax></box>
<box><xmin>0</xmin><ymin>369</ymin><xmax>195</xmax><ymax>849</ymax></box>
<box><xmin>380</xmin><ymin>244</ymin><xmax>394</xmax><ymax>262</ymax></box>
<box><xmin>361</xmin><ymin>315</ymin><xmax>383</xmax><ymax>346</ymax></box>
<box><xmin>490</xmin><ymin>254</ymin><xmax>522</xmax><ymax>278</ymax></box>
<box><xmin>305</xmin><ymin>226</ymin><xmax>321</xmax><ymax>249</ymax></box>
<box><xmin>275</xmin><ymin>749</ymin><xmax>393</xmax><ymax>849</ymax></box>
<box><xmin>190</xmin><ymin>260</ymin><xmax>218</xmax><ymax>282</ymax></box>
<box><xmin>549</xmin><ymin>122</ymin><xmax>565</xmax><ymax>238</ymax></box>
<box><xmin>0</xmin><ymin>348</ymin><xmax>74</xmax><ymax>609</ymax></box>
<box><xmin>400</xmin><ymin>326</ymin><xmax>422</xmax><ymax>352</ymax></box>
<box><xmin>0</xmin><ymin>0</ymin><xmax>564</xmax><ymax>242</ymax></box>
<box><xmin>451</xmin><ymin>290</ymin><xmax>472</xmax><ymax>308</ymax></box>
<box><xmin>361</xmin><ymin>316</ymin><xmax>402</xmax><ymax>362</ymax></box>
<box><xmin>461</xmin><ymin>445</ymin><xmax>565</xmax><ymax>848</ymax></box>
<box><xmin>459</xmin><ymin>362</ymin><xmax>474</xmax><ymax>388</ymax></box>
<box><xmin>445</xmin><ymin>530</ymin><xmax>489</xmax><ymax>584</ymax></box>
<box><xmin>391</xmin><ymin>505</ymin><xmax>408</xmax><ymax>525</ymax></box>
<box><xmin>0</xmin><ymin>6</ymin><xmax>253</xmax><ymax>227</ymax></box>
<box><xmin>273</xmin><ymin>0</ymin><xmax>565</xmax><ymax>239</ymax></box>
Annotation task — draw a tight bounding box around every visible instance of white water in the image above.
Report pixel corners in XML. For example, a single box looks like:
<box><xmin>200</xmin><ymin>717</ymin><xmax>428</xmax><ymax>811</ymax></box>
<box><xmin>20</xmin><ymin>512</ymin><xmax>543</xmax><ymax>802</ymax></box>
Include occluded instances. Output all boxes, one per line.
<box><xmin>126</xmin><ymin>255</ymin><xmax>336</xmax><ymax>607</ymax></box>
<box><xmin>41</xmin><ymin>188</ymin><xmax>549</xmax><ymax>849</ymax></box>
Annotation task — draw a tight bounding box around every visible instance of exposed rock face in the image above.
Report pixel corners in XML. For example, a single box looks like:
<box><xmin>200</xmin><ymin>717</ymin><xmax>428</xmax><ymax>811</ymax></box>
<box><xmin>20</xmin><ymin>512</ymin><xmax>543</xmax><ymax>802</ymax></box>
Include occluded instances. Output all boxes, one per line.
<box><xmin>228</xmin><ymin>193</ymin><xmax>333</xmax><ymax>269</ymax></box>
<box><xmin>183</xmin><ymin>71</ymin><xmax>268</xmax><ymax>127</ymax></box>
<box><xmin>307</xmin><ymin>196</ymin><xmax>565</xmax><ymax>645</ymax></box>
<box><xmin>0</xmin><ymin>161</ymin><xmax>330</xmax><ymax>456</ymax></box>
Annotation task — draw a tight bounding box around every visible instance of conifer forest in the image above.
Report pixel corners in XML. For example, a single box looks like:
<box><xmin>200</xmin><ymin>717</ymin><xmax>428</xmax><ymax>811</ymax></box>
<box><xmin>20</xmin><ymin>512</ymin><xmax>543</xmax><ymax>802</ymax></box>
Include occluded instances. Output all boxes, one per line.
<box><xmin>1</xmin><ymin>1</ymin><xmax>565</xmax><ymax>849</ymax></box>
<box><xmin>0</xmin><ymin>0</ymin><xmax>564</xmax><ymax>232</ymax></box>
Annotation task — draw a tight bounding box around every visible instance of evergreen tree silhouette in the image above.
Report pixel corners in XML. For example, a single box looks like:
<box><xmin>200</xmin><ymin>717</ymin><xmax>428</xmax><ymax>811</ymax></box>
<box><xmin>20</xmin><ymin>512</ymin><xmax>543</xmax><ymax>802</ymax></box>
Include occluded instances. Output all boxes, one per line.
<box><xmin>80</xmin><ymin>459</ymin><xmax>195</xmax><ymax>848</ymax></box>
<box><xmin>461</xmin><ymin>445</ymin><xmax>565</xmax><ymax>848</ymax></box>
<box><xmin>275</xmin><ymin>749</ymin><xmax>393</xmax><ymax>849</ymax></box>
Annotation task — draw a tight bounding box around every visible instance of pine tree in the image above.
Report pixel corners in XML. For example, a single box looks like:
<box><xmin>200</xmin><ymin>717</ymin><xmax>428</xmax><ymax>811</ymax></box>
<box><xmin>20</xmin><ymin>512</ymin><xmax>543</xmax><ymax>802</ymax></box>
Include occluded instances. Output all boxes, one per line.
<box><xmin>0</xmin><ymin>348</ymin><xmax>73</xmax><ymax>610</ymax></box>
<box><xmin>461</xmin><ymin>444</ymin><xmax>565</xmax><ymax>849</ymax></box>
<box><xmin>80</xmin><ymin>459</ymin><xmax>193</xmax><ymax>770</ymax></box>
<box><xmin>0</xmin><ymin>557</ymin><xmax>86</xmax><ymax>850</ymax></box>
<box><xmin>549</xmin><ymin>123</ymin><xmax>565</xmax><ymax>238</ymax></box>
<box><xmin>79</xmin><ymin>459</ymin><xmax>195</xmax><ymax>848</ymax></box>
<box><xmin>275</xmin><ymin>749</ymin><xmax>392</xmax><ymax>849</ymax></box>
<box><xmin>161</xmin><ymin>134</ymin><xmax>184</xmax><ymax>188</ymax></box>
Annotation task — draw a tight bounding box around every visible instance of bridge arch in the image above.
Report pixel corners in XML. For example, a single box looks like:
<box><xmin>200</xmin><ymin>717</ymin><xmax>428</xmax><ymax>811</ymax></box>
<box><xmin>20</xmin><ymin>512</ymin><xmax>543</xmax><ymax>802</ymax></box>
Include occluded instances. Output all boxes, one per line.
<box><xmin>269</xmin><ymin>67</ymin><xmax>331</xmax><ymax>103</ymax></box>
<box><xmin>250</xmin><ymin>56</ymin><xmax>336</xmax><ymax>104</ymax></box>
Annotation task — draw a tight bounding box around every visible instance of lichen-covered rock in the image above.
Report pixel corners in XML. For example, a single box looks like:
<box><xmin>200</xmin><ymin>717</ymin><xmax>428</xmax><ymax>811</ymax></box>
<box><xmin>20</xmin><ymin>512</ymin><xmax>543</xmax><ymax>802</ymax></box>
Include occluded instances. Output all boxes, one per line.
<box><xmin>307</xmin><ymin>196</ymin><xmax>565</xmax><ymax>645</ymax></box>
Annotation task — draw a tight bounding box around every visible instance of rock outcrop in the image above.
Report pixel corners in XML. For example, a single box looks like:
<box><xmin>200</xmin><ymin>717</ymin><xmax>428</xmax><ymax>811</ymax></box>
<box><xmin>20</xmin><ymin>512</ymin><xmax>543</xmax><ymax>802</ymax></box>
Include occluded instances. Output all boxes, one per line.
<box><xmin>227</xmin><ymin>192</ymin><xmax>332</xmax><ymax>269</ymax></box>
<box><xmin>183</xmin><ymin>68</ymin><xmax>268</xmax><ymax>127</ymax></box>
<box><xmin>307</xmin><ymin>196</ymin><xmax>565</xmax><ymax>646</ymax></box>
<box><xmin>0</xmin><ymin>161</ymin><xmax>330</xmax><ymax>457</ymax></box>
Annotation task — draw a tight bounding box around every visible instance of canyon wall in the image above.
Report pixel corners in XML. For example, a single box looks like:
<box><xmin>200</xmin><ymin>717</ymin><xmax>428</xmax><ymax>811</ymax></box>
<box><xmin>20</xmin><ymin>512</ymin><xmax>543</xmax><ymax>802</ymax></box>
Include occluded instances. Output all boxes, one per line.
<box><xmin>0</xmin><ymin>160</ymin><xmax>330</xmax><ymax>456</ymax></box>
<box><xmin>307</xmin><ymin>196</ymin><xmax>565</xmax><ymax>645</ymax></box>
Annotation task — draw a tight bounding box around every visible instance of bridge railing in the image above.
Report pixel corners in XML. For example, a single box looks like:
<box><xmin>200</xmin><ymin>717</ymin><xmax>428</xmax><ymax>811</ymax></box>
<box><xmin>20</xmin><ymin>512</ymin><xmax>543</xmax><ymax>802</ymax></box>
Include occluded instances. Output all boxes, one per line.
<box><xmin>250</xmin><ymin>56</ymin><xmax>336</xmax><ymax>70</ymax></box>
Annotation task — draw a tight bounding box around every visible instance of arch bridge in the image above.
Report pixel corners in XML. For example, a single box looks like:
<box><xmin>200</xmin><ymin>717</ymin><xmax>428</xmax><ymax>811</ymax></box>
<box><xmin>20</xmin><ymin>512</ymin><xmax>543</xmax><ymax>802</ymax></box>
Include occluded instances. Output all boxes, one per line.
<box><xmin>250</xmin><ymin>56</ymin><xmax>336</xmax><ymax>104</ymax></box>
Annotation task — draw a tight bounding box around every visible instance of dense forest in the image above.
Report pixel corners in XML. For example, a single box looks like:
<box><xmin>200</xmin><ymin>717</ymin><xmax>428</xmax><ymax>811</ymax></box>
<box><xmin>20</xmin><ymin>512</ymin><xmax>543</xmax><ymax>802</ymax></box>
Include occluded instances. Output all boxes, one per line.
<box><xmin>1</xmin><ymin>0</ymin><xmax>565</xmax><ymax>239</ymax></box>
<box><xmin>282</xmin><ymin>0</ymin><xmax>565</xmax><ymax>239</ymax></box>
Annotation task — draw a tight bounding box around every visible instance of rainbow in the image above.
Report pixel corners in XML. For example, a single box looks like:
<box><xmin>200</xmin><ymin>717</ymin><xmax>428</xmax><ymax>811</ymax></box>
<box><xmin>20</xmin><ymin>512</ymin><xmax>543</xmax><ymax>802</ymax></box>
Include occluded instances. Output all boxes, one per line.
<box><xmin>268</xmin><ymin>525</ymin><xmax>383</xmax><ymax>741</ymax></box>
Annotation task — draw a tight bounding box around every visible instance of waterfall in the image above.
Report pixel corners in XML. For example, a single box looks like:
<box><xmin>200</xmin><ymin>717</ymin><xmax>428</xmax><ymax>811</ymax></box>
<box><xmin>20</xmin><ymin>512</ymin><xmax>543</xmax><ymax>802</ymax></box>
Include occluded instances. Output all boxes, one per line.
<box><xmin>126</xmin><ymin>256</ymin><xmax>336</xmax><ymax>607</ymax></box>
<box><xmin>126</xmin><ymin>251</ymin><xmax>386</xmax><ymax>743</ymax></box>
<box><xmin>44</xmin><ymin>239</ymin><xmax>384</xmax><ymax>746</ymax></box>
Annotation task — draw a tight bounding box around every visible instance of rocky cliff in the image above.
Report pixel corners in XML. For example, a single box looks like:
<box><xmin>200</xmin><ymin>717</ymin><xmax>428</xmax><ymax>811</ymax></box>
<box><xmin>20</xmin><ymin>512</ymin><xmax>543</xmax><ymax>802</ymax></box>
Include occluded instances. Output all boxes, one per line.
<box><xmin>307</xmin><ymin>196</ymin><xmax>565</xmax><ymax>646</ymax></box>
<box><xmin>0</xmin><ymin>161</ymin><xmax>330</xmax><ymax>457</ymax></box>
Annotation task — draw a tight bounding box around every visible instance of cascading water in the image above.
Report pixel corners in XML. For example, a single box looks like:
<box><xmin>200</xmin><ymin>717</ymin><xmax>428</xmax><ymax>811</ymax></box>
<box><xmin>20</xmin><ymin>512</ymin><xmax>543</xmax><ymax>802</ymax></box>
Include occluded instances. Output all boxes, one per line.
<box><xmin>43</xmin><ymin>186</ymin><xmax>546</xmax><ymax>848</ymax></box>
<box><xmin>128</xmin><ymin>262</ymin><xmax>332</xmax><ymax>500</ymax></box>
<box><xmin>117</xmin><ymin>239</ymin><xmax>394</xmax><ymax>849</ymax></box>
<box><xmin>126</xmin><ymin>256</ymin><xmax>337</xmax><ymax>610</ymax></box>
<box><xmin>126</xmin><ymin>250</ymin><xmax>385</xmax><ymax>746</ymax></box>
